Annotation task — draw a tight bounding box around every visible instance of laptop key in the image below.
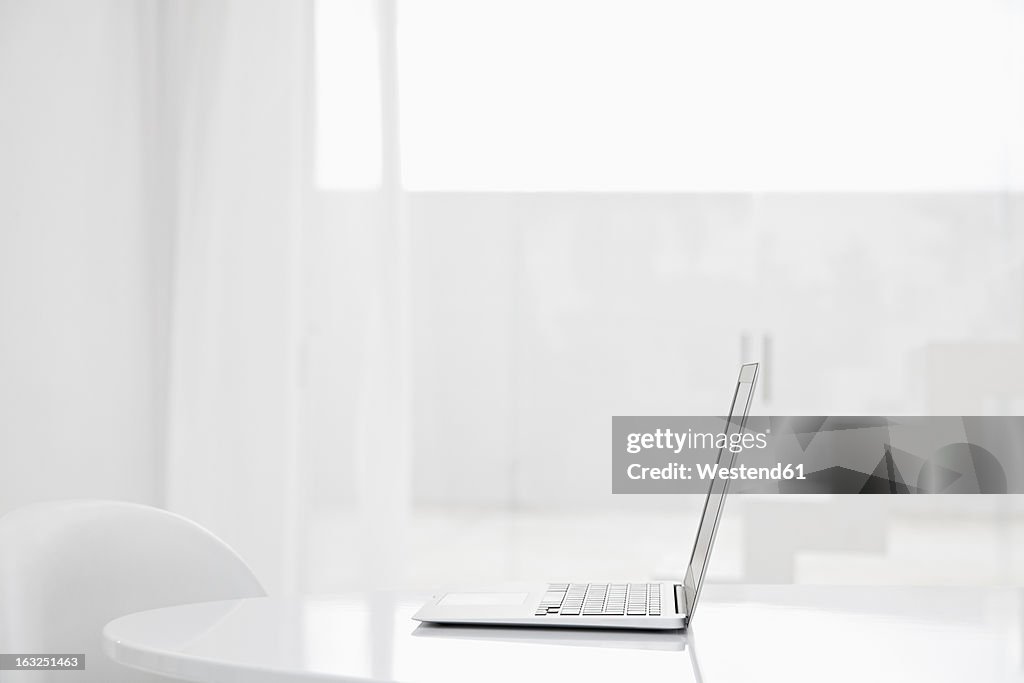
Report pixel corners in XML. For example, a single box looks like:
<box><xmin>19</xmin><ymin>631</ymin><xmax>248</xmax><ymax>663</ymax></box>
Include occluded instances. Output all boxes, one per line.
<box><xmin>539</xmin><ymin>582</ymin><xmax>669</xmax><ymax>617</ymax></box>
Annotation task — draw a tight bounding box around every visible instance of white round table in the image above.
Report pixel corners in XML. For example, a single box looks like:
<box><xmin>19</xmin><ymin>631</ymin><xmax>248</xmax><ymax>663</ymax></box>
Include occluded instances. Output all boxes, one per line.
<box><xmin>103</xmin><ymin>586</ymin><xmax>1024</xmax><ymax>683</ymax></box>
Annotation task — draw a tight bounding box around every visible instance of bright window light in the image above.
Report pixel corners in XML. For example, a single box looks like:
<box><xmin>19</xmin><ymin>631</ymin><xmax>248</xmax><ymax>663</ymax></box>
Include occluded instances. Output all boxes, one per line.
<box><xmin>397</xmin><ymin>0</ymin><xmax>1024</xmax><ymax>191</ymax></box>
<box><xmin>315</xmin><ymin>0</ymin><xmax>382</xmax><ymax>189</ymax></box>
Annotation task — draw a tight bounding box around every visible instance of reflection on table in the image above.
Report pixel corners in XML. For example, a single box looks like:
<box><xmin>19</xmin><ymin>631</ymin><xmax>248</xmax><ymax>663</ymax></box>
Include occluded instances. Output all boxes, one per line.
<box><xmin>103</xmin><ymin>586</ymin><xmax>1024</xmax><ymax>683</ymax></box>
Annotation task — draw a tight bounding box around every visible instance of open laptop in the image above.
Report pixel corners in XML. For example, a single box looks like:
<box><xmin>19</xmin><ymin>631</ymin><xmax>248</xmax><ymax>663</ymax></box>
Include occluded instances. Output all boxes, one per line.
<box><xmin>413</xmin><ymin>362</ymin><xmax>759</xmax><ymax>630</ymax></box>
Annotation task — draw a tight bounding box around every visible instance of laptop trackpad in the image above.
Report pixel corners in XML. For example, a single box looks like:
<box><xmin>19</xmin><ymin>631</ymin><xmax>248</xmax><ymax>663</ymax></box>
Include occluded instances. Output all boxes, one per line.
<box><xmin>439</xmin><ymin>592</ymin><xmax>529</xmax><ymax>606</ymax></box>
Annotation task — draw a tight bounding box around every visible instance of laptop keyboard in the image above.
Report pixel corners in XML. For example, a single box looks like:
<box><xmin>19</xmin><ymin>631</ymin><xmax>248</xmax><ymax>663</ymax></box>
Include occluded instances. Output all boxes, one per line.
<box><xmin>535</xmin><ymin>583</ymin><xmax>661</xmax><ymax>616</ymax></box>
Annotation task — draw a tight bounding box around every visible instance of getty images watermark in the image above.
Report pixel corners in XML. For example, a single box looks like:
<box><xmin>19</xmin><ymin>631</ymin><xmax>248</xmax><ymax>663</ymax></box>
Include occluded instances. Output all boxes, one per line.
<box><xmin>612</xmin><ymin>416</ymin><xmax>1021</xmax><ymax>494</ymax></box>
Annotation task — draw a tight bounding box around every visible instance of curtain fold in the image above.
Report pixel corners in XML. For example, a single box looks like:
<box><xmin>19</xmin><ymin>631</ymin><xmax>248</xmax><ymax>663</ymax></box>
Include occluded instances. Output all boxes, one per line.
<box><xmin>162</xmin><ymin>0</ymin><xmax>308</xmax><ymax>595</ymax></box>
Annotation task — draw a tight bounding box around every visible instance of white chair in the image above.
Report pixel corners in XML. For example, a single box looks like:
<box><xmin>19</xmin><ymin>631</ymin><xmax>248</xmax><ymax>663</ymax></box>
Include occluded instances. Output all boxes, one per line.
<box><xmin>0</xmin><ymin>500</ymin><xmax>266</xmax><ymax>682</ymax></box>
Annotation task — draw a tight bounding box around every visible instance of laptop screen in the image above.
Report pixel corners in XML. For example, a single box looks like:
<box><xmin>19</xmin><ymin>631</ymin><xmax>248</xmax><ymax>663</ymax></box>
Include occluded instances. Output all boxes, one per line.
<box><xmin>681</xmin><ymin>362</ymin><xmax>758</xmax><ymax>623</ymax></box>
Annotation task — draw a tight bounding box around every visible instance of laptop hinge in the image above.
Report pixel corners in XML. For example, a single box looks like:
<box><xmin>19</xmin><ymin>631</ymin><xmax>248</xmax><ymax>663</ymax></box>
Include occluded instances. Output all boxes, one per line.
<box><xmin>674</xmin><ymin>584</ymin><xmax>685</xmax><ymax>616</ymax></box>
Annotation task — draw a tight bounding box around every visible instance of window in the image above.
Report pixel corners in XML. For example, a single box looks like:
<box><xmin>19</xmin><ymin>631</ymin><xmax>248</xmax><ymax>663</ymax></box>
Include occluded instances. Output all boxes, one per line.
<box><xmin>318</xmin><ymin>0</ymin><xmax>1024</xmax><ymax>191</ymax></box>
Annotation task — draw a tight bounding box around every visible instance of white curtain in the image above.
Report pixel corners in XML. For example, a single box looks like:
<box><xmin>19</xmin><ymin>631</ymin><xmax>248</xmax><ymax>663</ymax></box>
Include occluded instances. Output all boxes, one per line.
<box><xmin>0</xmin><ymin>0</ymin><xmax>161</xmax><ymax>517</ymax></box>
<box><xmin>161</xmin><ymin>0</ymin><xmax>309</xmax><ymax>595</ymax></box>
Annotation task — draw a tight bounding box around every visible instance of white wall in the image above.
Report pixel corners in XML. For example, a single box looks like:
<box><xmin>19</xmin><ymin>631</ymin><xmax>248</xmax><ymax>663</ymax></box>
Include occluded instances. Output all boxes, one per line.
<box><xmin>0</xmin><ymin>1</ymin><xmax>162</xmax><ymax>515</ymax></box>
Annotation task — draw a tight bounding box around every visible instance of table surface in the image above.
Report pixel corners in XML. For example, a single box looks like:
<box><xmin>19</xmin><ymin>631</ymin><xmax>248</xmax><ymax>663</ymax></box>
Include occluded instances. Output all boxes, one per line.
<box><xmin>103</xmin><ymin>585</ymin><xmax>1024</xmax><ymax>683</ymax></box>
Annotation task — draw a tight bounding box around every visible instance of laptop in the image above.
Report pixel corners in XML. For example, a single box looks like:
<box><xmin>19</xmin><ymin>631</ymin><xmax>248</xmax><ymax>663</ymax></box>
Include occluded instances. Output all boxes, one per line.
<box><xmin>413</xmin><ymin>362</ymin><xmax>759</xmax><ymax>630</ymax></box>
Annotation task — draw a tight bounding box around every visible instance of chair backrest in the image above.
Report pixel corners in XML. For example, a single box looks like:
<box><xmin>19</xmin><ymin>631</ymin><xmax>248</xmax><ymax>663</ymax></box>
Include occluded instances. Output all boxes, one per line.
<box><xmin>0</xmin><ymin>500</ymin><xmax>266</xmax><ymax>682</ymax></box>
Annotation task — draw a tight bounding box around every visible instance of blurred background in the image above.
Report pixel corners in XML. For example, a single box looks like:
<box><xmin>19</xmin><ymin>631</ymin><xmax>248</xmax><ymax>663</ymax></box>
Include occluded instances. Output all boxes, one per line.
<box><xmin>2</xmin><ymin>0</ymin><xmax>1024</xmax><ymax>597</ymax></box>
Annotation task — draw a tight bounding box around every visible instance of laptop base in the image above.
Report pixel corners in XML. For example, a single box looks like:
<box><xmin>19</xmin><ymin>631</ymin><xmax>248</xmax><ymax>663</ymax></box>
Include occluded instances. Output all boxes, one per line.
<box><xmin>412</xmin><ymin>582</ymin><xmax>687</xmax><ymax>630</ymax></box>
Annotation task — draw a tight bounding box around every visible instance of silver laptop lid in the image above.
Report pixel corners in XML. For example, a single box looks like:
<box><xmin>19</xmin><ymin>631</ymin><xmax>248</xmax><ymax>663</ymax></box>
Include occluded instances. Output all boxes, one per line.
<box><xmin>681</xmin><ymin>362</ymin><xmax>759</xmax><ymax>624</ymax></box>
